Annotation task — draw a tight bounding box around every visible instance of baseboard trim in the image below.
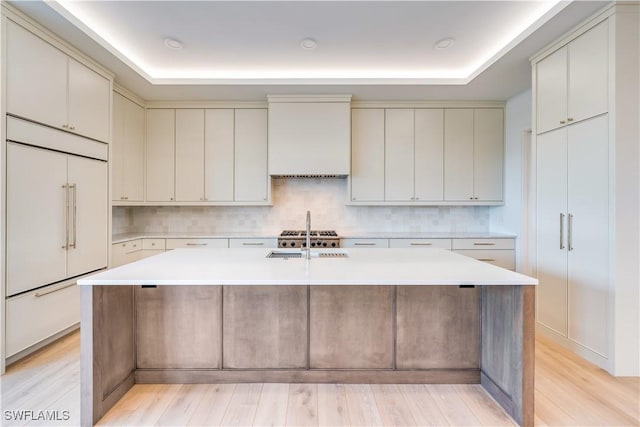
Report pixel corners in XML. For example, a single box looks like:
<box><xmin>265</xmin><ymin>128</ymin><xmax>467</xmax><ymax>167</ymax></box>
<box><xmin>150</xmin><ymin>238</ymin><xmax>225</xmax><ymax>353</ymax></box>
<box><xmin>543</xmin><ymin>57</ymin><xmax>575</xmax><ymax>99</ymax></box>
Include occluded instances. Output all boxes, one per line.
<box><xmin>135</xmin><ymin>368</ymin><xmax>480</xmax><ymax>384</ymax></box>
<box><xmin>6</xmin><ymin>323</ymin><xmax>79</xmax><ymax>367</ymax></box>
<box><xmin>536</xmin><ymin>322</ymin><xmax>610</xmax><ymax>372</ymax></box>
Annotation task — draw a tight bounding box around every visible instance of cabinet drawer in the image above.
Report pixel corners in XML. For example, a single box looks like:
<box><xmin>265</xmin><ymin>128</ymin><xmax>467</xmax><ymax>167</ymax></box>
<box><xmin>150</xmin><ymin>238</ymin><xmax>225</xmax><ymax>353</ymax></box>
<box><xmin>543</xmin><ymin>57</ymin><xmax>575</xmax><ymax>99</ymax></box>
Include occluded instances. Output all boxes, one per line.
<box><xmin>389</xmin><ymin>238</ymin><xmax>451</xmax><ymax>250</ymax></box>
<box><xmin>6</xmin><ymin>281</ymin><xmax>80</xmax><ymax>357</ymax></box>
<box><xmin>122</xmin><ymin>239</ymin><xmax>142</xmax><ymax>253</ymax></box>
<box><xmin>454</xmin><ymin>250</ymin><xmax>515</xmax><ymax>270</ymax></box>
<box><xmin>143</xmin><ymin>238</ymin><xmax>166</xmax><ymax>250</ymax></box>
<box><xmin>166</xmin><ymin>238</ymin><xmax>228</xmax><ymax>249</ymax></box>
<box><xmin>229</xmin><ymin>238</ymin><xmax>277</xmax><ymax>248</ymax></box>
<box><xmin>452</xmin><ymin>238</ymin><xmax>514</xmax><ymax>250</ymax></box>
<box><xmin>341</xmin><ymin>238</ymin><xmax>389</xmax><ymax>248</ymax></box>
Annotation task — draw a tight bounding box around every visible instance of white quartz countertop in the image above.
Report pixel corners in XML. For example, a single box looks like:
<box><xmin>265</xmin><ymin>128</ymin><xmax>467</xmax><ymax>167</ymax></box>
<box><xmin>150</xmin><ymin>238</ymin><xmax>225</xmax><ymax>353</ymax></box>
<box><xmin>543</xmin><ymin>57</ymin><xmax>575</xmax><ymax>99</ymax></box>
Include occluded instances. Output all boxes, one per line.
<box><xmin>339</xmin><ymin>232</ymin><xmax>516</xmax><ymax>239</ymax></box>
<box><xmin>112</xmin><ymin>232</ymin><xmax>279</xmax><ymax>243</ymax></box>
<box><xmin>79</xmin><ymin>248</ymin><xmax>537</xmax><ymax>286</ymax></box>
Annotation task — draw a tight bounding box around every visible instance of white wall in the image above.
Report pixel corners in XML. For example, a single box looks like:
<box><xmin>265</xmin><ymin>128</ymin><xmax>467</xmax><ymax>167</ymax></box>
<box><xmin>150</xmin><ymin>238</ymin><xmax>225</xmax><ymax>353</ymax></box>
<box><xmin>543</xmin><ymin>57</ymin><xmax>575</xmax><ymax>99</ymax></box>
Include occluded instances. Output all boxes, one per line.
<box><xmin>490</xmin><ymin>89</ymin><xmax>531</xmax><ymax>272</ymax></box>
<box><xmin>113</xmin><ymin>178</ymin><xmax>491</xmax><ymax>235</ymax></box>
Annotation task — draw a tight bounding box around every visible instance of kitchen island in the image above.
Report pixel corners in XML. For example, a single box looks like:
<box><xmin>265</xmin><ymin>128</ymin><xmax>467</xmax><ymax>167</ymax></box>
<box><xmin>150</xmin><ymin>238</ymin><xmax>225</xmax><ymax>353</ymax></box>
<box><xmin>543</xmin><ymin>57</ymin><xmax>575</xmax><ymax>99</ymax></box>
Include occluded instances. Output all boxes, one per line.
<box><xmin>78</xmin><ymin>248</ymin><xmax>537</xmax><ymax>426</ymax></box>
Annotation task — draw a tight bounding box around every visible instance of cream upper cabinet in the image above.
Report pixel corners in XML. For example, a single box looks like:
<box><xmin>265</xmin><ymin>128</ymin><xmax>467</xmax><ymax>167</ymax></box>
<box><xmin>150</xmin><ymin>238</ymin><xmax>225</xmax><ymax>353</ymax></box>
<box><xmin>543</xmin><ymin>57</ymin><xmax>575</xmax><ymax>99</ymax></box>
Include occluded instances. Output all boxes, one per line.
<box><xmin>536</xmin><ymin>20</ymin><xmax>608</xmax><ymax>134</ymax></box>
<box><xmin>146</xmin><ymin>109</ymin><xmax>176</xmax><ymax>202</ymax></box>
<box><xmin>536</xmin><ymin>47</ymin><xmax>568</xmax><ymax>134</ymax></box>
<box><xmin>473</xmin><ymin>109</ymin><xmax>504</xmax><ymax>201</ymax></box>
<box><xmin>567</xmin><ymin>21</ymin><xmax>608</xmax><ymax>125</ymax></box>
<box><xmin>67</xmin><ymin>58</ymin><xmax>110</xmax><ymax>142</ymax></box>
<box><xmin>205</xmin><ymin>109</ymin><xmax>235</xmax><ymax>201</ymax></box>
<box><xmin>235</xmin><ymin>109</ymin><xmax>268</xmax><ymax>202</ymax></box>
<box><xmin>112</xmin><ymin>92</ymin><xmax>144</xmax><ymax>202</ymax></box>
<box><xmin>444</xmin><ymin>108</ymin><xmax>503</xmax><ymax>202</ymax></box>
<box><xmin>444</xmin><ymin>109</ymin><xmax>474</xmax><ymax>201</ymax></box>
<box><xmin>144</xmin><ymin>108</ymin><xmax>268</xmax><ymax>204</ymax></box>
<box><xmin>351</xmin><ymin>109</ymin><xmax>385</xmax><ymax>202</ymax></box>
<box><xmin>6</xmin><ymin>21</ymin><xmax>110</xmax><ymax>142</ymax></box>
<box><xmin>176</xmin><ymin>109</ymin><xmax>205</xmax><ymax>201</ymax></box>
<box><xmin>414</xmin><ymin>109</ymin><xmax>444</xmax><ymax>201</ymax></box>
<box><xmin>385</xmin><ymin>109</ymin><xmax>415</xmax><ymax>201</ymax></box>
<box><xmin>6</xmin><ymin>21</ymin><xmax>67</xmax><ymax>134</ymax></box>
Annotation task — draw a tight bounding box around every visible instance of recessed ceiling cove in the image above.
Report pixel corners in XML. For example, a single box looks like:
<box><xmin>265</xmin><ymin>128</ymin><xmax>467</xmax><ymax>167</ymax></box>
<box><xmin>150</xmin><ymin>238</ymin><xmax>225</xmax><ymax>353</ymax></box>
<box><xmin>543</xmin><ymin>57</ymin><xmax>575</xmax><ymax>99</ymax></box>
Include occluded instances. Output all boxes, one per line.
<box><xmin>48</xmin><ymin>0</ymin><xmax>566</xmax><ymax>85</ymax></box>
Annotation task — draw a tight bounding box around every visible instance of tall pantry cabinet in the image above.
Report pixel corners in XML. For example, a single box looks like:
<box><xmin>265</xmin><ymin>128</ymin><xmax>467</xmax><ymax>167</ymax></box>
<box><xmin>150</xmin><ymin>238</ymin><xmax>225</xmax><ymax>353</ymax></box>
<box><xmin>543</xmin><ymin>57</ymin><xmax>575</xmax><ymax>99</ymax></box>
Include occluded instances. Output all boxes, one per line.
<box><xmin>533</xmin><ymin>4</ymin><xmax>639</xmax><ymax>375</ymax></box>
<box><xmin>1</xmin><ymin>9</ymin><xmax>112</xmax><ymax>369</ymax></box>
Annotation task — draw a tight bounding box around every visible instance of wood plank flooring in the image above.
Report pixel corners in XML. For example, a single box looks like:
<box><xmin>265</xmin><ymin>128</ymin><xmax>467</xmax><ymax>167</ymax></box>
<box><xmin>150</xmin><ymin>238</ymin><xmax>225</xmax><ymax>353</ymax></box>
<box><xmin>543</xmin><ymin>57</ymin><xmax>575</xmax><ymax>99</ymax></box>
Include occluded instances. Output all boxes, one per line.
<box><xmin>1</xmin><ymin>330</ymin><xmax>638</xmax><ymax>426</ymax></box>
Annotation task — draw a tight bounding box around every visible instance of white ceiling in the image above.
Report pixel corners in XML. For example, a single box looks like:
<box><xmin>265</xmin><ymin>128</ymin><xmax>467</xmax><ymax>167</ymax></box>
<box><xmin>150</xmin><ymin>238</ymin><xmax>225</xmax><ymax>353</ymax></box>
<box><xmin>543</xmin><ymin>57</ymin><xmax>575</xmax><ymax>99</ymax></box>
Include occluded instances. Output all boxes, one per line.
<box><xmin>9</xmin><ymin>1</ymin><xmax>609</xmax><ymax>101</ymax></box>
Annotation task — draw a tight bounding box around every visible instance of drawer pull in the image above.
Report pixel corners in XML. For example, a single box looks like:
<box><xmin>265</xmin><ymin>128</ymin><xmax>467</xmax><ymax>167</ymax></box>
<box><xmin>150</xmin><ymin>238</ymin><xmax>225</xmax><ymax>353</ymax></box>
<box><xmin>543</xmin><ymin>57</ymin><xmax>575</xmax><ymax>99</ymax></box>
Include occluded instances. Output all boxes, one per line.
<box><xmin>186</xmin><ymin>243</ymin><xmax>208</xmax><ymax>246</ymax></box>
<box><xmin>473</xmin><ymin>242</ymin><xmax>496</xmax><ymax>246</ymax></box>
<box><xmin>242</xmin><ymin>242</ymin><xmax>264</xmax><ymax>246</ymax></box>
<box><xmin>477</xmin><ymin>258</ymin><xmax>496</xmax><ymax>262</ymax></box>
<box><xmin>354</xmin><ymin>243</ymin><xmax>376</xmax><ymax>246</ymax></box>
<box><xmin>35</xmin><ymin>282</ymin><xmax>75</xmax><ymax>298</ymax></box>
<box><xmin>410</xmin><ymin>242</ymin><xmax>432</xmax><ymax>246</ymax></box>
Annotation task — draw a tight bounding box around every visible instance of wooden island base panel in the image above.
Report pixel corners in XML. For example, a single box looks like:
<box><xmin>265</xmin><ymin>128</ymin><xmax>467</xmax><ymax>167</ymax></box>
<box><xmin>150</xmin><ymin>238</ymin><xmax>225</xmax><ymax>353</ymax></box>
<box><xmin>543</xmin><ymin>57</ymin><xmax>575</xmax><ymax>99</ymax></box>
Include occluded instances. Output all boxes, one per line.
<box><xmin>80</xmin><ymin>284</ymin><xmax>534</xmax><ymax>426</ymax></box>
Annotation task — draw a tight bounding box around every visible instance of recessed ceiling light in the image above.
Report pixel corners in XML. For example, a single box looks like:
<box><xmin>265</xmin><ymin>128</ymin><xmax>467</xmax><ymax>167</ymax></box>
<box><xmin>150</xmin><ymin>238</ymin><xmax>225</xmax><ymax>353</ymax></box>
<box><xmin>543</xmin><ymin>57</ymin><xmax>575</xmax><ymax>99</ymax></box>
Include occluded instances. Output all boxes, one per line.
<box><xmin>300</xmin><ymin>38</ymin><xmax>317</xmax><ymax>50</ymax></box>
<box><xmin>164</xmin><ymin>38</ymin><xmax>183</xmax><ymax>50</ymax></box>
<box><xmin>434</xmin><ymin>38</ymin><xmax>455</xmax><ymax>50</ymax></box>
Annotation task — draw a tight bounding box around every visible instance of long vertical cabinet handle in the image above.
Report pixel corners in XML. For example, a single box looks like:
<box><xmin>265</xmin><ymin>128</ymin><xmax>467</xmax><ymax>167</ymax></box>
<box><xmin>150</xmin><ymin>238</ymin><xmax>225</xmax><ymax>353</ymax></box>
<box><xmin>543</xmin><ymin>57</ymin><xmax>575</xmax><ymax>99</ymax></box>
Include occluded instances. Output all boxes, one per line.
<box><xmin>568</xmin><ymin>213</ymin><xmax>574</xmax><ymax>251</ymax></box>
<box><xmin>70</xmin><ymin>184</ymin><xmax>77</xmax><ymax>249</ymax></box>
<box><xmin>62</xmin><ymin>184</ymin><xmax>69</xmax><ymax>249</ymax></box>
<box><xmin>559</xmin><ymin>213</ymin><xmax>565</xmax><ymax>249</ymax></box>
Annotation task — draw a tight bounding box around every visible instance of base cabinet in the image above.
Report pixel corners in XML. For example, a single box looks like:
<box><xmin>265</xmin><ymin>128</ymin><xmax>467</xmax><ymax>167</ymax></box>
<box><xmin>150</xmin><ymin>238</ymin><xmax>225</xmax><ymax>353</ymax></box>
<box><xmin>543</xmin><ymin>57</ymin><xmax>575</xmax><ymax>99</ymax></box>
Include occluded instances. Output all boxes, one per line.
<box><xmin>396</xmin><ymin>286</ymin><xmax>479</xmax><ymax>369</ymax></box>
<box><xmin>135</xmin><ymin>286</ymin><xmax>222</xmax><ymax>369</ymax></box>
<box><xmin>6</xmin><ymin>281</ymin><xmax>80</xmax><ymax>357</ymax></box>
<box><xmin>223</xmin><ymin>286</ymin><xmax>307</xmax><ymax>368</ymax></box>
<box><xmin>309</xmin><ymin>286</ymin><xmax>394</xmax><ymax>369</ymax></box>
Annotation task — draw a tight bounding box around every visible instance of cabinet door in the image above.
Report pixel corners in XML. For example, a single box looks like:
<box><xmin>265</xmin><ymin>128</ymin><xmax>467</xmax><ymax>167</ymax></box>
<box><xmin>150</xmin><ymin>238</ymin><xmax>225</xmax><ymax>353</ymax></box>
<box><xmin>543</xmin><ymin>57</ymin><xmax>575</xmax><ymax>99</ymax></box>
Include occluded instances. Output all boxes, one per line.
<box><xmin>111</xmin><ymin>242</ymin><xmax>128</xmax><ymax>268</ymax></box>
<box><xmin>536</xmin><ymin>47</ymin><xmax>568</xmax><ymax>134</ymax></box>
<box><xmin>568</xmin><ymin>21</ymin><xmax>608</xmax><ymax>125</ymax></box>
<box><xmin>175</xmin><ymin>109</ymin><xmax>205</xmax><ymax>201</ymax></box>
<box><xmin>205</xmin><ymin>109</ymin><xmax>234</xmax><ymax>201</ymax></box>
<box><xmin>235</xmin><ymin>109</ymin><xmax>268</xmax><ymax>202</ymax></box>
<box><xmin>473</xmin><ymin>109</ymin><xmax>504</xmax><ymax>201</ymax></box>
<box><xmin>536</xmin><ymin>127</ymin><xmax>568</xmax><ymax>336</ymax></box>
<box><xmin>351</xmin><ymin>109</ymin><xmax>385</xmax><ymax>202</ymax></box>
<box><xmin>6</xmin><ymin>21</ymin><xmax>67</xmax><ymax>131</ymax></box>
<box><xmin>112</xmin><ymin>92</ymin><xmax>126</xmax><ymax>200</ymax></box>
<box><xmin>146</xmin><ymin>109</ymin><xmax>175</xmax><ymax>201</ymax></box>
<box><xmin>414</xmin><ymin>109</ymin><xmax>444</xmax><ymax>201</ymax></box>
<box><xmin>6</xmin><ymin>143</ymin><xmax>68</xmax><ymax>296</ymax></box>
<box><xmin>67</xmin><ymin>156</ymin><xmax>108</xmax><ymax>277</ymax></box>
<box><xmin>67</xmin><ymin>58</ymin><xmax>110</xmax><ymax>142</ymax></box>
<box><xmin>385</xmin><ymin>109</ymin><xmax>415</xmax><ymax>201</ymax></box>
<box><xmin>567</xmin><ymin>115</ymin><xmax>609</xmax><ymax>356</ymax></box>
<box><xmin>122</xmin><ymin>97</ymin><xmax>145</xmax><ymax>201</ymax></box>
<box><xmin>444</xmin><ymin>109</ymin><xmax>474</xmax><ymax>201</ymax></box>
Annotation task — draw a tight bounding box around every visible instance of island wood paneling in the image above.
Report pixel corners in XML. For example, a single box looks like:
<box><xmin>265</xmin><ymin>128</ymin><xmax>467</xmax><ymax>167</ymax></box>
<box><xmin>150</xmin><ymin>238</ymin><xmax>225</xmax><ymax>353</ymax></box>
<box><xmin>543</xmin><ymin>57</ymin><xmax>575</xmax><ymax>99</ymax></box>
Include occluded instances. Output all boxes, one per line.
<box><xmin>135</xmin><ymin>286</ymin><xmax>222</xmax><ymax>369</ymax></box>
<box><xmin>309</xmin><ymin>285</ymin><xmax>394</xmax><ymax>369</ymax></box>
<box><xmin>223</xmin><ymin>285</ymin><xmax>307</xmax><ymax>368</ymax></box>
<box><xmin>481</xmin><ymin>285</ymin><xmax>535</xmax><ymax>427</ymax></box>
<box><xmin>396</xmin><ymin>286</ymin><xmax>480</xmax><ymax>369</ymax></box>
<box><xmin>81</xmin><ymin>285</ymin><xmax>135</xmax><ymax>426</ymax></box>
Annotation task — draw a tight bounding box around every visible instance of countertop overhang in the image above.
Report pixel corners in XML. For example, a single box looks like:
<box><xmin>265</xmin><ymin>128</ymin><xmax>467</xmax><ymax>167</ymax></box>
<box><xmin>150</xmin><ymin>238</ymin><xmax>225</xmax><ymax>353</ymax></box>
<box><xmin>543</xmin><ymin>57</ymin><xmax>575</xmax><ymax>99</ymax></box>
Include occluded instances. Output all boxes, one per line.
<box><xmin>79</xmin><ymin>248</ymin><xmax>537</xmax><ymax>286</ymax></box>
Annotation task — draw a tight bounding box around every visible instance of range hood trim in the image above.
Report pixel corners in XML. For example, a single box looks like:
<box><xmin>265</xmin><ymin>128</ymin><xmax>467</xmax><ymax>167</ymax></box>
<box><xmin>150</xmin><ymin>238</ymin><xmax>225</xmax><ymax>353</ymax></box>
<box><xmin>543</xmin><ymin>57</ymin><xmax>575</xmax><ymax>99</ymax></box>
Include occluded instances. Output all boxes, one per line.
<box><xmin>267</xmin><ymin>95</ymin><xmax>352</xmax><ymax>177</ymax></box>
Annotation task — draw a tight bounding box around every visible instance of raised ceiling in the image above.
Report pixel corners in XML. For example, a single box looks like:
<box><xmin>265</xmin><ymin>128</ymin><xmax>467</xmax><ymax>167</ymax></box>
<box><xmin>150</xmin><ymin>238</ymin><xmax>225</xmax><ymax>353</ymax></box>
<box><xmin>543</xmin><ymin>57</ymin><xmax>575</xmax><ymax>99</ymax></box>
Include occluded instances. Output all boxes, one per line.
<box><xmin>8</xmin><ymin>1</ymin><xmax>609</xmax><ymax>101</ymax></box>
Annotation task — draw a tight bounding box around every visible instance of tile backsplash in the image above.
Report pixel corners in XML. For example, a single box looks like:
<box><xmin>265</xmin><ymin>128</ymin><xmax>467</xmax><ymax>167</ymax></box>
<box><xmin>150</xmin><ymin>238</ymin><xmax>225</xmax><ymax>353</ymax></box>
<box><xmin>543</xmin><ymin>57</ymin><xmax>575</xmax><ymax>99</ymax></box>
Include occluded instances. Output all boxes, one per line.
<box><xmin>113</xmin><ymin>178</ymin><xmax>490</xmax><ymax>234</ymax></box>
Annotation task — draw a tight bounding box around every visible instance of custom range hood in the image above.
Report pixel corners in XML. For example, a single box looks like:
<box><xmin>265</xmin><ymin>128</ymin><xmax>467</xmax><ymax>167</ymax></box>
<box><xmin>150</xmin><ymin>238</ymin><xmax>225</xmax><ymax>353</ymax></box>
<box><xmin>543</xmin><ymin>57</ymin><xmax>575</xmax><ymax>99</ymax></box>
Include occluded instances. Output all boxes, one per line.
<box><xmin>268</xmin><ymin>95</ymin><xmax>351</xmax><ymax>177</ymax></box>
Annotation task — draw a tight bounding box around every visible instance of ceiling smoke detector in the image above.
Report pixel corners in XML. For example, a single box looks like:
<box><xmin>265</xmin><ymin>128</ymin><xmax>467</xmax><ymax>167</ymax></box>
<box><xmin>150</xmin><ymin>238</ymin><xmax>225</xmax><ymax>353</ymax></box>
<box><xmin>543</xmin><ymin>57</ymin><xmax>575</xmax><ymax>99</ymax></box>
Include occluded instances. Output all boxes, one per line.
<box><xmin>434</xmin><ymin>37</ymin><xmax>455</xmax><ymax>50</ymax></box>
<box><xmin>300</xmin><ymin>38</ymin><xmax>317</xmax><ymax>50</ymax></box>
<box><xmin>164</xmin><ymin>38</ymin><xmax>183</xmax><ymax>50</ymax></box>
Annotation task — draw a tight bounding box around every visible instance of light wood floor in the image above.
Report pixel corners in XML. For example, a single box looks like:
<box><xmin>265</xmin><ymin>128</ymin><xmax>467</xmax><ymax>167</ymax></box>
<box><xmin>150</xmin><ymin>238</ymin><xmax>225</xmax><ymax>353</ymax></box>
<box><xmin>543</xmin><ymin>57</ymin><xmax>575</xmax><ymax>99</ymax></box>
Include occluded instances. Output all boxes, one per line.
<box><xmin>1</xmin><ymin>330</ymin><xmax>638</xmax><ymax>426</ymax></box>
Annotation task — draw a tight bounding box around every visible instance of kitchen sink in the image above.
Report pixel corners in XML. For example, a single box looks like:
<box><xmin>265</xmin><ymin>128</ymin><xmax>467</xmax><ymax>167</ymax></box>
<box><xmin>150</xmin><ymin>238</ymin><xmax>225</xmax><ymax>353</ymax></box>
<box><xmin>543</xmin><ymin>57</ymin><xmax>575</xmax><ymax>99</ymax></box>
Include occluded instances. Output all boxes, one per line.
<box><xmin>266</xmin><ymin>250</ymin><xmax>348</xmax><ymax>259</ymax></box>
<box><xmin>266</xmin><ymin>251</ymin><xmax>303</xmax><ymax>259</ymax></box>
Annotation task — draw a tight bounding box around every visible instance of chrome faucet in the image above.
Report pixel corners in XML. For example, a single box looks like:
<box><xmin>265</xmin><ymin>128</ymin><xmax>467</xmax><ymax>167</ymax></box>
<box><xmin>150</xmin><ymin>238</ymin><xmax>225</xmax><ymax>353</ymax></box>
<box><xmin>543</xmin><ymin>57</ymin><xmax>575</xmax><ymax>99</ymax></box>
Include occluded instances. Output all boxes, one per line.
<box><xmin>305</xmin><ymin>210</ymin><xmax>311</xmax><ymax>259</ymax></box>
